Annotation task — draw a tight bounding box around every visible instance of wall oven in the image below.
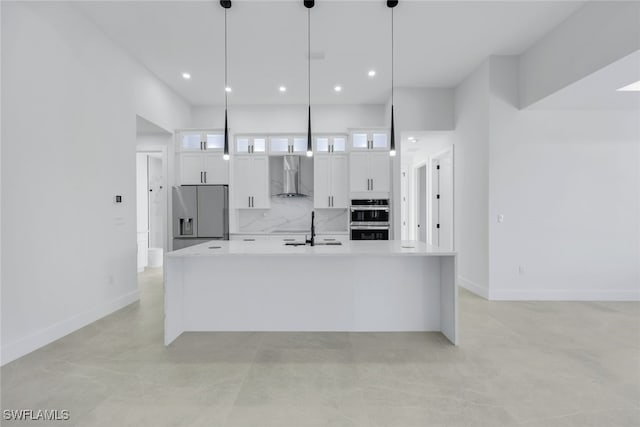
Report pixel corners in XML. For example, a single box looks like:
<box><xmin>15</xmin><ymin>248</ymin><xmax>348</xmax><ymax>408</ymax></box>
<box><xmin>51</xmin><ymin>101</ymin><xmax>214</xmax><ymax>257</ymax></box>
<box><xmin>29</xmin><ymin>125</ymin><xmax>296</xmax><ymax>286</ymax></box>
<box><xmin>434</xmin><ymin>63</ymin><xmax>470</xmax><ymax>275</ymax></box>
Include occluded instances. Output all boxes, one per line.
<box><xmin>350</xmin><ymin>199</ymin><xmax>390</xmax><ymax>240</ymax></box>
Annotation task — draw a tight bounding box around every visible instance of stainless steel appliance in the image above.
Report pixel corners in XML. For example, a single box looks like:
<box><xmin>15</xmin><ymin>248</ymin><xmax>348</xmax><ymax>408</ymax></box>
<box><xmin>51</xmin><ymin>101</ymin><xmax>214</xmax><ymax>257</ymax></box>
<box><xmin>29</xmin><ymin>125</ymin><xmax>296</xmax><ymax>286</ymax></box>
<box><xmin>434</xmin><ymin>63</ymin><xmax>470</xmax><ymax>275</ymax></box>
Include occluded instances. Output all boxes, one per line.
<box><xmin>350</xmin><ymin>199</ymin><xmax>390</xmax><ymax>240</ymax></box>
<box><xmin>173</xmin><ymin>185</ymin><xmax>229</xmax><ymax>249</ymax></box>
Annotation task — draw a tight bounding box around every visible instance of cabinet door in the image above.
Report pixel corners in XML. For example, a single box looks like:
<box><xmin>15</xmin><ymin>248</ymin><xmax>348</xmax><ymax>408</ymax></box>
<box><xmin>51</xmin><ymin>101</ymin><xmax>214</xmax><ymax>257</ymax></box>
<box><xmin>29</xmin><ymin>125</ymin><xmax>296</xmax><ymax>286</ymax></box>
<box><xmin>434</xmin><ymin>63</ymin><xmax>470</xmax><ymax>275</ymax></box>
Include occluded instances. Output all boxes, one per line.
<box><xmin>369</xmin><ymin>152</ymin><xmax>391</xmax><ymax>193</ymax></box>
<box><xmin>371</xmin><ymin>132</ymin><xmax>389</xmax><ymax>150</ymax></box>
<box><xmin>332</xmin><ymin>136</ymin><xmax>347</xmax><ymax>152</ymax></box>
<box><xmin>313</xmin><ymin>155</ymin><xmax>331</xmax><ymax>208</ymax></box>
<box><xmin>349</xmin><ymin>152</ymin><xmax>370</xmax><ymax>192</ymax></box>
<box><xmin>203</xmin><ymin>153</ymin><xmax>228</xmax><ymax>185</ymax></box>
<box><xmin>291</xmin><ymin>137</ymin><xmax>307</xmax><ymax>153</ymax></box>
<box><xmin>250</xmin><ymin>156</ymin><xmax>270</xmax><ymax>209</ymax></box>
<box><xmin>329</xmin><ymin>155</ymin><xmax>348</xmax><ymax>208</ymax></box>
<box><xmin>315</xmin><ymin>137</ymin><xmax>330</xmax><ymax>154</ymax></box>
<box><xmin>204</xmin><ymin>133</ymin><xmax>224</xmax><ymax>151</ymax></box>
<box><xmin>351</xmin><ymin>133</ymin><xmax>369</xmax><ymax>150</ymax></box>
<box><xmin>269</xmin><ymin>137</ymin><xmax>289</xmax><ymax>154</ymax></box>
<box><xmin>178</xmin><ymin>132</ymin><xmax>203</xmax><ymax>151</ymax></box>
<box><xmin>233</xmin><ymin>156</ymin><xmax>252</xmax><ymax>208</ymax></box>
<box><xmin>179</xmin><ymin>153</ymin><xmax>204</xmax><ymax>185</ymax></box>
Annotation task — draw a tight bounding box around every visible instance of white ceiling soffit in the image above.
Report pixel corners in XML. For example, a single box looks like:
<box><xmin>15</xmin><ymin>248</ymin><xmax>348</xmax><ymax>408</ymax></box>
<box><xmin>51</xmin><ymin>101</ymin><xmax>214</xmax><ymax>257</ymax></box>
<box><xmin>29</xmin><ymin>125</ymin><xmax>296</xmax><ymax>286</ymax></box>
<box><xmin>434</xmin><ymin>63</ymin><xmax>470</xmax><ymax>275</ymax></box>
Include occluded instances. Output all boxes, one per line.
<box><xmin>136</xmin><ymin>115</ymin><xmax>172</xmax><ymax>135</ymax></box>
<box><xmin>76</xmin><ymin>1</ymin><xmax>583</xmax><ymax>106</ymax></box>
<box><xmin>529</xmin><ymin>49</ymin><xmax>640</xmax><ymax>110</ymax></box>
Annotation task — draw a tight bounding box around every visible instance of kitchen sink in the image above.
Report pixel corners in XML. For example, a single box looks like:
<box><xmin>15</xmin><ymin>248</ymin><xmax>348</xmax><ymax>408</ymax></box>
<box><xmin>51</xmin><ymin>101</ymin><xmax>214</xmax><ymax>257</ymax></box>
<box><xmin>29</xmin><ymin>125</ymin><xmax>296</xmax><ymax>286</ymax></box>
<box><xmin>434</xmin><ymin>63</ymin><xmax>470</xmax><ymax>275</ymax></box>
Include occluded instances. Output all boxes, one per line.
<box><xmin>284</xmin><ymin>242</ymin><xmax>343</xmax><ymax>247</ymax></box>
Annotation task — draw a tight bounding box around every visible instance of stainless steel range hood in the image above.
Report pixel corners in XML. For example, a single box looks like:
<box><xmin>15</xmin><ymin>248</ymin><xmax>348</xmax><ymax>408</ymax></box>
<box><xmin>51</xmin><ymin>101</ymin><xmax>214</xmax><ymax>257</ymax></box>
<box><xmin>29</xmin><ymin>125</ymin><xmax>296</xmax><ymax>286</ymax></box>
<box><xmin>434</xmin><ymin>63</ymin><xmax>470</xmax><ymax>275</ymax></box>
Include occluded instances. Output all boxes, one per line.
<box><xmin>277</xmin><ymin>155</ymin><xmax>308</xmax><ymax>197</ymax></box>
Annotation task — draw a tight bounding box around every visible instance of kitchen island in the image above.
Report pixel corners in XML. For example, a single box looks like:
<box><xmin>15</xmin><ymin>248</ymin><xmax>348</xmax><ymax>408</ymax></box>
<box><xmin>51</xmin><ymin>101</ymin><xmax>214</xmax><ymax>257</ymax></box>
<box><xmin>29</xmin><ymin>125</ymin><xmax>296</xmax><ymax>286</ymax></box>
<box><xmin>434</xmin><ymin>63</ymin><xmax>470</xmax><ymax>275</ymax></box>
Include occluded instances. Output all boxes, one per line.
<box><xmin>164</xmin><ymin>240</ymin><xmax>457</xmax><ymax>345</ymax></box>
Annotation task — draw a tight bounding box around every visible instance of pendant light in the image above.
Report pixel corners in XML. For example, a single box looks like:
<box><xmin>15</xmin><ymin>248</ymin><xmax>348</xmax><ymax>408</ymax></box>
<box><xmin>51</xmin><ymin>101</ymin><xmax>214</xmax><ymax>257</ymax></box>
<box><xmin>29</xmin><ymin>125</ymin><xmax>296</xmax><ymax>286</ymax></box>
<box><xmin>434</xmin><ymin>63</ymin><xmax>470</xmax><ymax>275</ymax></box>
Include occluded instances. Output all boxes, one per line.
<box><xmin>388</xmin><ymin>0</ymin><xmax>398</xmax><ymax>157</ymax></box>
<box><xmin>221</xmin><ymin>0</ymin><xmax>231</xmax><ymax>160</ymax></box>
<box><xmin>304</xmin><ymin>0</ymin><xmax>314</xmax><ymax>157</ymax></box>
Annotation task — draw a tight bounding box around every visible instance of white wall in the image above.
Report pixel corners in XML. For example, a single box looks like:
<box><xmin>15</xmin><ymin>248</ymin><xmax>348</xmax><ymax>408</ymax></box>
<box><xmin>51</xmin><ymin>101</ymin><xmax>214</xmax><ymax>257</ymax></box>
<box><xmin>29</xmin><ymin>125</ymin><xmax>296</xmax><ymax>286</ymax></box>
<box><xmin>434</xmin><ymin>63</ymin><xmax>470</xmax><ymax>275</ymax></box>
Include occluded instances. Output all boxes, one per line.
<box><xmin>452</xmin><ymin>62</ymin><xmax>491</xmax><ymax>298</ymax></box>
<box><xmin>489</xmin><ymin>57</ymin><xmax>640</xmax><ymax>300</ymax></box>
<box><xmin>1</xmin><ymin>2</ymin><xmax>191</xmax><ymax>364</ymax></box>
<box><xmin>519</xmin><ymin>1</ymin><xmax>640</xmax><ymax>108</ymax></box>
<box><xmin>191</xmin><ymin>104</ymin><xmax>386</xmax><ymax>132</ymax></box>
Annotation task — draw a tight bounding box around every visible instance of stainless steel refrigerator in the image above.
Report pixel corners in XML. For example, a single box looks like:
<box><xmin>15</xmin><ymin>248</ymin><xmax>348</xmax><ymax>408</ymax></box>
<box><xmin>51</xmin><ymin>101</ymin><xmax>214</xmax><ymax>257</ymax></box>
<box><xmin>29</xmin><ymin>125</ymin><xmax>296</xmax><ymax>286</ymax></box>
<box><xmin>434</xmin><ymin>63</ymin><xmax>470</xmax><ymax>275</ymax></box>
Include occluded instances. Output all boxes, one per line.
<box><xmin>173</xmin><ymin>185</ymin><xmax>229</xmax><ymax>250</ymax></box>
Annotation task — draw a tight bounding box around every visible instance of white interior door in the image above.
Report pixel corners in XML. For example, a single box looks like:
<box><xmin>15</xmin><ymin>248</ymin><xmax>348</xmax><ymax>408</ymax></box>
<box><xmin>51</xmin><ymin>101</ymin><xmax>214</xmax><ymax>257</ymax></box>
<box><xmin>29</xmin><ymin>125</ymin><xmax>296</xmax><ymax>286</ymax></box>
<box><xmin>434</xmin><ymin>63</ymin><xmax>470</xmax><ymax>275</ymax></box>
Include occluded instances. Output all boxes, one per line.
<box><xmin>436</xmin><ymin>150</ymin><xmax>454</xmax><ymax>251</ymax></box>
<box><xmin>417</xmin><ymin>165</ymin><xmax>427</xmax><ymax>243</ymax></box>
<box><xmin>431</xmin><ymin>159</ymin><xmax>440</xmax><ymax>247</ymax></box>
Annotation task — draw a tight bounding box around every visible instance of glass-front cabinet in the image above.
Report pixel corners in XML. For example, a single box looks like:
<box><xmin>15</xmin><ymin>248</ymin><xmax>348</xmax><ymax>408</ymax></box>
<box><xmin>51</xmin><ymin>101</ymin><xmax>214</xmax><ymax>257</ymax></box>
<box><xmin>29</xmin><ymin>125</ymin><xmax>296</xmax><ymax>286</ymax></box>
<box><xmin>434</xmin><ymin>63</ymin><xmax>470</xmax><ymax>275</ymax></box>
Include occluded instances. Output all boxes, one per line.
<box><xmin>235</xmin><ymin>136</ymin><xmax>266</xmax><ymax>155</ymax></box>
<box><xmin>314</xmin><ymin>135</ymin><xmax>347</xmax><ymax>154</ymax></box>
<box><xmin>177</xmin><ymin>131</ymin><xmax>224</xmax><ymax>152</ymax></box>
<box><xmin>350</xmin><ymin>130</ymin><xmax>389</xmax><ymax>151</ymax></box>
<box><xmin>269</xmin><ymin>136</ymin><xmax>308</xmax><ymax>154</ymax></box>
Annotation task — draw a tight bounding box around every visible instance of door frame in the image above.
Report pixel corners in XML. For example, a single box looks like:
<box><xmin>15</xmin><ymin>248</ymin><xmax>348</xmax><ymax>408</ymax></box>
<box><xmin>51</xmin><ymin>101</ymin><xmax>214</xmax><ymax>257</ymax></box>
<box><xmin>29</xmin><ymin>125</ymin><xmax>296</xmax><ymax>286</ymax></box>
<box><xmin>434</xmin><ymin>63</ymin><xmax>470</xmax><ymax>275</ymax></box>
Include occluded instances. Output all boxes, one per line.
<box><xmin>411</xmin><ymin>146</ymin><xmax>455</xmax><ymax>248</ymax></box>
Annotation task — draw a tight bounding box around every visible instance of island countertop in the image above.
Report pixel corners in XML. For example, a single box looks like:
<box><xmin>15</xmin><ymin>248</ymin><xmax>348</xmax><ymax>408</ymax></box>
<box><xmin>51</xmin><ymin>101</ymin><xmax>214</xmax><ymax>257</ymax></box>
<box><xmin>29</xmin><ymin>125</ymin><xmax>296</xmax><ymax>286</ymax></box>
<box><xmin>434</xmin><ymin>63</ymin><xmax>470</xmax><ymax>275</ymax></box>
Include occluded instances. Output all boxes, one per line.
<box><xmin>167</xmin><ymin>239</ymin><xmax>456</xmax><ymax>258</ymax></box>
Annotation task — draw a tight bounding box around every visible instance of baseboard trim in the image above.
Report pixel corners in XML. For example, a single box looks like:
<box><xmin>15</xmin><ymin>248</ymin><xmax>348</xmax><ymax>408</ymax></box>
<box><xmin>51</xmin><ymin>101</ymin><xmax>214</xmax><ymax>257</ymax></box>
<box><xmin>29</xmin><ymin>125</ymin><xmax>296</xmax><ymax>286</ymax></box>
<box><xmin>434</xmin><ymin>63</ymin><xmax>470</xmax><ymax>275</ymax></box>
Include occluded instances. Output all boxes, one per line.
<box><xmin>458</xmin><ymin>276</ymin><xmax>489</xmax><ymax>299</ymax></box>
<box><xmin>1</xmin><ymin>290</ymin><xmax>140</xmax><ymax>366</ymax></box>
<box><xmin>489</xmin><ymin>289</ymin><xmax>640</xmax><ymax>301</ymax></box>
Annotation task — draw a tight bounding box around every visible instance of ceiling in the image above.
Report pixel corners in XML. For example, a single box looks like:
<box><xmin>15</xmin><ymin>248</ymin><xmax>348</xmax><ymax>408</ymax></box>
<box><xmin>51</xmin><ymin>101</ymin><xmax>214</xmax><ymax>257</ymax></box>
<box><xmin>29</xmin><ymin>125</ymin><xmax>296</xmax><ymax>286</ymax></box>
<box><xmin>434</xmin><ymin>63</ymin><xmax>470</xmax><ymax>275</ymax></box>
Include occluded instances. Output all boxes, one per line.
<box><xmin>136</xmin><ymin>115</ymin><xmax>171</xmax><ymax>134</ymax></box>
<box><xmin>530</xmin><ymin>49</ymin><xmax>640</xmax><ymax>110</ymax></box>
<box><xmin>76</xmin><ymin>1</ymin><xmax>583</xmax><ymax>106</ymax></box>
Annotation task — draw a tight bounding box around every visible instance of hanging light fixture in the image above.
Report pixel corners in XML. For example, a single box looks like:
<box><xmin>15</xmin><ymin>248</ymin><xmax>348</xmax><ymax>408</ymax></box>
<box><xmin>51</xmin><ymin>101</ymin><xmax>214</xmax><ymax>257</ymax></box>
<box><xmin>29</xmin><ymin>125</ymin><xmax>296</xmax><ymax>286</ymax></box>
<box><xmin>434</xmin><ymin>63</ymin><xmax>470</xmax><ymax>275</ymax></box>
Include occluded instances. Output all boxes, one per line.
<box><xmin>388</xmin><ymin>0</ymin><xmax>398</xmax><ymax>157</ymax></box>
<box><xmin>221</xmin><ymin>0</ymin><xmax>231</xmax><ymax>160</ymax></box>
<box><xmin>304</xmin><ymin>0</ymin><xmax>314</xmax><ymax>157</ymax></box>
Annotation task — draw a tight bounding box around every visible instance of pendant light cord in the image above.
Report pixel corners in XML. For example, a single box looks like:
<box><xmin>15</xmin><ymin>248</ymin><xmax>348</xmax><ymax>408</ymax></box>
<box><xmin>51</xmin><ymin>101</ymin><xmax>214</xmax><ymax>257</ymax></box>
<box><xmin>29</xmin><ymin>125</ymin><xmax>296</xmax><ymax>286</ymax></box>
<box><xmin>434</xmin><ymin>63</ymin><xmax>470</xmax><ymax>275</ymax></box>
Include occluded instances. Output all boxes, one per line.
<box><xmin>225</xmin><ymin>8</ymin><xmax>228</xmax><ymax>110</ymax></box>
<box><xmin>391</xmin><ymin>7</ymin><xmax>394</xmax><ymax>106</ymax></box>
<box><xmin>308</xmin><ymin>8</ymin><xmax>311</xmax><ymax>108</ymax></box>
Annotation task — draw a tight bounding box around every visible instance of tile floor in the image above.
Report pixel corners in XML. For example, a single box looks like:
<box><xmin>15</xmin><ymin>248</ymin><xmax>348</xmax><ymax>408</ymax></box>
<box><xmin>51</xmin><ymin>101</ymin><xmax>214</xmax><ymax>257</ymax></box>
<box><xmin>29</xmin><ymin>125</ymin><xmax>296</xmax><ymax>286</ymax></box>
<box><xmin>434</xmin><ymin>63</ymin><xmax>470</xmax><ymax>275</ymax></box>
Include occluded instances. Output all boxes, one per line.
<box><xmin>1</xmin><ymin>267</ymin><xmax>638</xmax><ymax>426</ymax></box>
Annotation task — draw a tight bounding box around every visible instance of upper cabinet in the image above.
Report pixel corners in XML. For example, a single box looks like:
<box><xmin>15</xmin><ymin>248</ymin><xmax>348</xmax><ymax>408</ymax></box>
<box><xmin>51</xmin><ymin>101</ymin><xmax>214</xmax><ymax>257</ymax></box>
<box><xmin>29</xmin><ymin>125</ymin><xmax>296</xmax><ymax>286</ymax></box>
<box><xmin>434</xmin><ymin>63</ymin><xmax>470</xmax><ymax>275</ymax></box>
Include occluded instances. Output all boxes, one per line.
<box><xmin>269</xmin><ymin>136</ymin><xmax>308</xmax><ymax>154</ymax></box>
<box><xmin>350</xmin><ymin>130</ymin><xmax>389</xmax><ymax>151</ymax></box>
<box><xmin>349</xmin><ymin>151</ymin><xmax>390</xmax><ymax>195</ymax></box>
<box><xmin>314</xmin><ymin>135</ymin><xmax>347</xmax><ymax>154</ymax></box>
<box><xmin>235</xmin><ymin>136</ymin><xmax>267</xmax><ymax>155</ymax></box>
<box><xmin>178</xmin><ymin>152</ymin><xmax>228</xmax><ymax>185</ymax></box>
<box><xmin>177</xmin><ymin>131</ymin><xmax>224</xmax><ymax>152</ymax></box>
<box><xmin>314</xmin><ymin>154</ymin><xmax>348</xmax><ymax>209</ymax></box>
<box><xmin>176</xmin><ymin>130</ymin><xmax>228</xmax><ymax>185</ymax></box>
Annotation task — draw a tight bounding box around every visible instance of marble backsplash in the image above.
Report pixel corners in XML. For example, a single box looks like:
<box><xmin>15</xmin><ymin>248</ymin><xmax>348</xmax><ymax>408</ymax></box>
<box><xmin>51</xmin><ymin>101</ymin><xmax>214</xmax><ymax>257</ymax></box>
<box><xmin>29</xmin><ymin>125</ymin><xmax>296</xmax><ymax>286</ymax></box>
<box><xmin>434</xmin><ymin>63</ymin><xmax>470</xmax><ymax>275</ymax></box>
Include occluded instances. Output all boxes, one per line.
<box><xmin>237</xmin><ymin>156</ymin><xmax>348</xmax><ymax>233</ymax></box>
<box><xmin>238</xmin><ymin>197</ymin><xmax>348</xmax><ymax>233</ymax></box>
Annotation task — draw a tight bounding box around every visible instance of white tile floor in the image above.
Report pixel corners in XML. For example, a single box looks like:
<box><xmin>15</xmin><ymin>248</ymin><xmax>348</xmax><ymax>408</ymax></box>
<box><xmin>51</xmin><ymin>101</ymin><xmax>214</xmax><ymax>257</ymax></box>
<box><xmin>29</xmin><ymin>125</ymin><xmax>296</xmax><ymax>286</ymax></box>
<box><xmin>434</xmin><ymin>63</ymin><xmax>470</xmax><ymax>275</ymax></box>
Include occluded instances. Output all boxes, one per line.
<box><xmin>1</xmin><ymin>267</ymin><xmax>638</xmax><ymax>426</ymax></box>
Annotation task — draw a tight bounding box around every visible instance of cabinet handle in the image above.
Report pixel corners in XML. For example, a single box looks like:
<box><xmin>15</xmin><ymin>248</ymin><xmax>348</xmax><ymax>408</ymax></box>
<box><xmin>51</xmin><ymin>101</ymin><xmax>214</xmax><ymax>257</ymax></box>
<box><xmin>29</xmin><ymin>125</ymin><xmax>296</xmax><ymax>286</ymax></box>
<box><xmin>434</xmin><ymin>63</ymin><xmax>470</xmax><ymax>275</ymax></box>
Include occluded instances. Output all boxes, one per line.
<box><xmin>204</xmin><ymin>171</ymin><xmax>207</xmax><ymax>183</ymax></box>
<box><xmin>248</xmin><ymin>196</ymin><xmax>251</xmax><ymax>207</ymax></box>
<box><xmin>371</xmin><ymin>179</ymin><xmax>374</xmax><ymax>191</ymax></box>
<box><xmin>200</xmin><ymin>141</ymin><xmax>203</xmax><ymax>150</ymax></box>
<box><xmin>332</xmin><ymin>196</ymin><xmax>334</xmax><ymax>207</ymax></box>
<box><xmin>200</xmin><ymin>172</ymin><xmax>203</xmax><ymax>183</ymax></box>
<box><xmin>328</xmin><ymin>196</ymin><xmax>331</xmax><ymax>207</ymax></box>
<box><xmin>204</xmin><ymin>140</ymin><xmax>207</xmax><ymax>150</ymax></box>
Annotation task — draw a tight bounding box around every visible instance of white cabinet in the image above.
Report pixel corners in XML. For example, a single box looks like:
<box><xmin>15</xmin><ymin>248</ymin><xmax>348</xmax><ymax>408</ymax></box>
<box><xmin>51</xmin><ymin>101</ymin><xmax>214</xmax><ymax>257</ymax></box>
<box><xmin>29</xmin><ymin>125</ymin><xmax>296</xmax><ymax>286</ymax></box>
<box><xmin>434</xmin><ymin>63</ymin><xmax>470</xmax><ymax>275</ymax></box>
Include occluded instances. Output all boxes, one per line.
<box><xmin>235</xmin><ymin>136</ymin><xmax>267</xmax><ymax>155</ymax></box>
<box><xmin>177</xmin><ymin>131</ymin><xmax>224</xmax><ymax>152</ymax></box>
<box><xmin>179</xmin><ymin>152</ymin><xmax>228</xmax><ymax>185</ymax></box>
<box><xmin>349</xmin><ymin>152</ymin><xmax>390</xmax><ymax>194</ymax></box>
<box><xmin>314</xmin><ymin>154</ymin><xmax>348</xmax><ymax>209</ymax></box>
<box><xmin>314</xmin><ymin>135</ymin><xmax>347</xmax><ymax>154</ymax></box>
<box><xmin>269</xmin><ymin>136</ymin><xmax>308</xmax><ymax>154</ymax></box>
<box><xmin>350</xmin><ymin>130</ymin><xmax>389</xmax><ymax>151</ymax></box>
<box><xmin>234</xmin><ymin>156</ymin><xmax>270</xmax><ymax>209</ymax></box>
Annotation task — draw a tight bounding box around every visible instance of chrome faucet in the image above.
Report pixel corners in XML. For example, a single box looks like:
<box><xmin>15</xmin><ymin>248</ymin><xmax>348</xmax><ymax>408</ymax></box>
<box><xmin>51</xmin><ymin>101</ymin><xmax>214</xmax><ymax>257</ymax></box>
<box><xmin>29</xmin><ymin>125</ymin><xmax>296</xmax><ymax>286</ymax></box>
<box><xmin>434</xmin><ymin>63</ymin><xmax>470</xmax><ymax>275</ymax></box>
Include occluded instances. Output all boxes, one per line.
<box><xmin>305</xmin><ymin>211</ymin><xmax>316</xmax><ymax>246</ymax></box>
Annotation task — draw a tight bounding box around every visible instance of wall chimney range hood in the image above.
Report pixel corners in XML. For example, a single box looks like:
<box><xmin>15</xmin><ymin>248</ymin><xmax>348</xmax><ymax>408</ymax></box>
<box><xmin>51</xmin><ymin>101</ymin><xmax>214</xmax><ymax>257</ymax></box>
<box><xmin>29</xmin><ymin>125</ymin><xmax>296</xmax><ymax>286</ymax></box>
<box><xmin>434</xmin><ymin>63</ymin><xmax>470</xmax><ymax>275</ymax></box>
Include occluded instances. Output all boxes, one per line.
<box><xmin>277</xmin><ymin>155</ymin><xmax>308</xmax><ymax>198</ymax></box>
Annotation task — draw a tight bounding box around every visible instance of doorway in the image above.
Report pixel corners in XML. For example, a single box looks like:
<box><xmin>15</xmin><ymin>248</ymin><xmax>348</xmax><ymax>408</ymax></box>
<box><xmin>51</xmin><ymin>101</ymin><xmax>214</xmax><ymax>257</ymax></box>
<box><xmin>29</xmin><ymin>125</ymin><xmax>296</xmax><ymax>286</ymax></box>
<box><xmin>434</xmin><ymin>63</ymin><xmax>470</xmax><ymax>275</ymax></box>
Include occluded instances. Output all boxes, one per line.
<box><xmin>135</xmin><ymin>115</ymin><xmax>171</xmax><ymax>273</ymax></box>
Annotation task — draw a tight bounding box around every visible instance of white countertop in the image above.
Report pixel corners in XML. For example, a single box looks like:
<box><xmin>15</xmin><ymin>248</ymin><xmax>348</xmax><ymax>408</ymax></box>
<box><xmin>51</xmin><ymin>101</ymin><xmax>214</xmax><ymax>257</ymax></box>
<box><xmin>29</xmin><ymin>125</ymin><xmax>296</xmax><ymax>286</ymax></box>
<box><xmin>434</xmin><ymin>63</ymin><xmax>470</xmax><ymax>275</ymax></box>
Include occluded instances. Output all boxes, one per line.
<box><xmin>231</xmin><ymin>231</ymin><xmax>348</xmax><ymax>236</ymax></box>
<box><xmin>167</xmin><ymin>240</ymin><xmax>456</xmax><ymax>258</ymax></box>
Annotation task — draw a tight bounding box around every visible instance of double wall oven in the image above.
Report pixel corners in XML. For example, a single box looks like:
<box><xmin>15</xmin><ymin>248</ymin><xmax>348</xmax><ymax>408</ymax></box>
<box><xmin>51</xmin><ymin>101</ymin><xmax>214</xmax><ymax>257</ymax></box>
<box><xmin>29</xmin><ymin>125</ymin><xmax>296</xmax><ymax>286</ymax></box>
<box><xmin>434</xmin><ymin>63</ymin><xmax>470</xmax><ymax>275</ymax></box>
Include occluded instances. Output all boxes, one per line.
<box><xmin>350</xmin><ymin>199</ymin><xmax>390</xmax><ymax>240</ymax></box>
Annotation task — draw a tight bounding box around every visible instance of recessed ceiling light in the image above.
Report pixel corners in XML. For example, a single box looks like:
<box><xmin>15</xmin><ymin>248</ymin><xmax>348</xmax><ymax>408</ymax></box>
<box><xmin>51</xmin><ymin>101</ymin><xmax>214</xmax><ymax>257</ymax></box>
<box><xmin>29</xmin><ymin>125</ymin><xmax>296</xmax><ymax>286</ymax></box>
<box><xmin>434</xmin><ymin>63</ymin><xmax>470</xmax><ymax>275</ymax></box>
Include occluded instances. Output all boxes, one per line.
<box><xmin>182</xmin><ymin>72</ymin><xmax>191</xmax><ymax>80</ymax></box>
<box><xmin>334</xmin><ymin>85</ymin><xmax>342</xmax><ymax>92</ymax></box>
<box><xmin>368</xmin><ymin>70</ymin><xmax>376</xmax><ymax>77</ymax></box>
<box><xmin>617</xmin><ymin>80</ymin><xmax>640</xmax><ymax>91</ymax></box>
<box><xmin>279</xmin><ymin>86</ymin><xmax>287</xmax><ymax>92</ymax></box>
<box><xmin>225</xmin><ymin>86</ymin><xmax>232</xmax><ymax>92</ymax></box>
